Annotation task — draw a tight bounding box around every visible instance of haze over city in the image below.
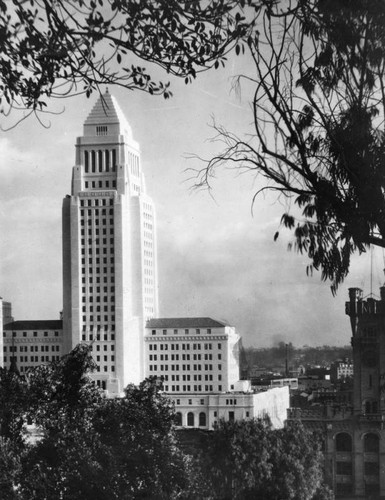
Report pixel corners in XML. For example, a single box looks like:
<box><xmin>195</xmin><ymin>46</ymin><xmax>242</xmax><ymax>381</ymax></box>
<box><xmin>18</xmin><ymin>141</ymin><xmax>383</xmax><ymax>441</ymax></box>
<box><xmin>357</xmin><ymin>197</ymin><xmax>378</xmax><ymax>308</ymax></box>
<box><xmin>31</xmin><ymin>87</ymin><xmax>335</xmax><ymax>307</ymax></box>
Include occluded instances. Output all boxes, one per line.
<box><xmin>1</xmin><ymin>53</ymin><xmax>382</xmax><ymax>348</ymax></box>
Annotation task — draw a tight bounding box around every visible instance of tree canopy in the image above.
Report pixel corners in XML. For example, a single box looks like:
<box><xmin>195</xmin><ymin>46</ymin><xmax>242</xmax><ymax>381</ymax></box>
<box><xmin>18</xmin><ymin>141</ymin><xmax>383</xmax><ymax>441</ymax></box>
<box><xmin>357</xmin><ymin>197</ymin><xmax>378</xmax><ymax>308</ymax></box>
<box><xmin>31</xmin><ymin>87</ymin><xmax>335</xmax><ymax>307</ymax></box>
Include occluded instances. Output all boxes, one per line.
<box><xmin>0</xmin><ymin>0</ymin><xmax>257</xmax><ymax>126</ymax></box>
<box><xmin>193</xmin><ymin>418</ymin><xmax>333</xmax><ymax>500</ymax></box>
<box><xmin>3</xmin><ymin>0</ymin><xmax>383</xmax><ymax>288</ymax></box>
<box><xmin>195</xmin><ymin>0</ymin><xmax>385</xmax><ymax>292</ymax></box>
<box><xmin>0</xmin><ymin>343</ymin><xmax>335</xmax><ymax>498</ymax></box>
<box><xmin>0</xmin><ymin>346</ymin><xmax>190</xmax><ymax>499</ymax></box>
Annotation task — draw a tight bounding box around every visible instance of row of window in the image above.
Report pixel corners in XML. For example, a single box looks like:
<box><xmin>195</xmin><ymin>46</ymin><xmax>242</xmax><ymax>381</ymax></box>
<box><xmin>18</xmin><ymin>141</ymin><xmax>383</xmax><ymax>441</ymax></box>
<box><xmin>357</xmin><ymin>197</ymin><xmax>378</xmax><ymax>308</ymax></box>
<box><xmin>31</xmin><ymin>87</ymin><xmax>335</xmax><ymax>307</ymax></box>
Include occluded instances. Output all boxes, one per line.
<box><xmin>336</xmin><ymin>461</ymin><xmax>379</xmax><ymax>476</ymax></box>
<box><xmin>152</xmin><ymin>328</ymin><xmax>213</xmax><ymax>335</ymax></box>
<box><xmin>82</xmin><ymin>306</ymin><xmax>115</xmax><ymax>313</ymax></box>
<box><xmin>84</xmin><ymin>180</ymin><xmax>117</xmax><ymax>189</ymax></box>
<box><xmin>80</xmin><ymin>198</ymin><xmax>114</xmax><ymax>207</ymax></box>
<box><xmin>96</xmin><ymin>365</ymin><xmax>115</xmax><ymax>373</ymax></box>
<box><xmin>81</xmin><ymin>295</ymin><xmax>115</xmax><ymax>302</ymax></box>
<box><xmin>5</xmin><ymin>345</ymin><xmax>60</xmax><ymax>353</ymax></box>
<box><xmin>82</xmin><ymin>315</ymin><xmax>116</xmax><ymax>323</ymax></box>
<box><xmin>83</xmin><ymin>286</ymin><xmax>115</xmax><ymax>293</ymax></box>
<box><xmin>82</xmin><ymin>276</ymin><xmax>115</xmax><ymax>285</ymax></box>
<box><xmin>94</xmin><ymin>355</ymin><xmax>115</xmax><ymax>363</ymax></box>
<box><xmin>84</xmin><ymin>149</ymin><xmax>116</xmax><ymax>173</ymax></box>
<box><xmin>90</xmin><ymin>344</ymin><xmax>114</xmax><ymax>352</ymax></box>
<box><xmin>80</xmin><ymin>229</ymin><xmax>115</xmax><ymax>239</ymax></box>
<box><xmin>82</xmin><ymin>333</ymin><xmax>115</xmax><ymax>342</ymax></box>
<box><xmin>161</xmin><ymin>374</ymin><xmax>221</xmax><ymax>382</ymax></box>
<box><xmin>165</xmin><ymin>385</ymin><xmax>218</xmax><ymax>393</ymax></box>
<box><xmin>82</xmin><ymin>325</ymin><xmax>116</xmax><ymax>332</ymax></box>
<box><xmin>4</xmin><ymin>331</ymin><xmax>60</xmax><ymax>338</ymax></box>
<box><xmin>149</xmin><ymin>364</ymin><xmax>222</xmax><ymax>372</ymax></box>
<box><xmin>149</xmin><ymin>353</ymin><xmax>221</xmax><ymax>361</ymax></box>
<box><xmin>4</xmin><ymin>355</ymin><xmax>60</xmax><ymax>364</ymax></box>
<box><xmin>81</xmin><ymin>267</ymin><xmax>115</xmax><ymax>275</ymax></box>
<box><xmin>148</xmin><ymin>343</ymin><xmax>222</xmax><ymax>351</ymax></box>
<box><xmin>335</xmin><ymin>432</ymin><xmax>379</xmax><ymax>452</ymax></box>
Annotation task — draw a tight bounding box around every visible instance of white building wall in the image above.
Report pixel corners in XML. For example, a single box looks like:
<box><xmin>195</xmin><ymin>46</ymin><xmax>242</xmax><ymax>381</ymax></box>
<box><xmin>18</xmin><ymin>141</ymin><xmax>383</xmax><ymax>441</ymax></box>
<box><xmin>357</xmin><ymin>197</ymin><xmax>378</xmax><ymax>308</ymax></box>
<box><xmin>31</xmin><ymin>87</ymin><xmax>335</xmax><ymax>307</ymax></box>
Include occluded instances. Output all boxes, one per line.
<box><xmin>62</xmin><ymin>92</ymin><xmax>158</xmax><ymax>394</ymax></box>
<box><xmin>144</xmin><ymin>321</ymin><xmax>241</xmax><ymax>394</ymax></box>
<box><xmin>3</xmin><ymin>324</ymin><xmax>63</xmax><ymax>373</ymax></box>
<box><xmin>171</xmin><ymin>386</ymin><xmax>289</xmax><ymax>430</ymax></box>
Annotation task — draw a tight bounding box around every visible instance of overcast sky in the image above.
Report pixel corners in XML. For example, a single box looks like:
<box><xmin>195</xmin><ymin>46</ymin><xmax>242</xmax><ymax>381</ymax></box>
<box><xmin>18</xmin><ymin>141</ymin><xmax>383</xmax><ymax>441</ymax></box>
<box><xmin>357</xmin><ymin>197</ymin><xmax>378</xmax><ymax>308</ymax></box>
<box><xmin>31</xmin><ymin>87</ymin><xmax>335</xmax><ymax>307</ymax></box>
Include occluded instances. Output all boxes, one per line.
<box><xmin>1</xmin><ymin>50</ymin><xmax>383</xmax><ymax>348</ymax></box>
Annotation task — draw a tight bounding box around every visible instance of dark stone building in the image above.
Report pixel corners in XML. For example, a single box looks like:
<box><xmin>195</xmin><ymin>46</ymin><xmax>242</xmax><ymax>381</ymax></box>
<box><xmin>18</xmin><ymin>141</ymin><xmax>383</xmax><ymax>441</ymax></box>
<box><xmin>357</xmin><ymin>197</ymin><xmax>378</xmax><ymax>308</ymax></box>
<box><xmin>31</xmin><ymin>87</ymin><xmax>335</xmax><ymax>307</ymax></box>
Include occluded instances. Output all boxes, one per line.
<box><xmin>289</xmin><ymin>287</ymin><xmax>385</xmax><ymax>498</ymax></box>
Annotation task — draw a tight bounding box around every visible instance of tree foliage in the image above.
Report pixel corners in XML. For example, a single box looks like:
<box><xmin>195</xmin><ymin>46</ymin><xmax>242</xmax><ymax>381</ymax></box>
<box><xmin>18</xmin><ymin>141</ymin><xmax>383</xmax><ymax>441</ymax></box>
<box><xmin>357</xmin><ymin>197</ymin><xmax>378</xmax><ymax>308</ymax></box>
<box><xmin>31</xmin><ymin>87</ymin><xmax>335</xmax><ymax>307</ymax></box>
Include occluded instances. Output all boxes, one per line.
<box><xmin>0</xmin><ymin>346</ymin><xmax>189</xmax><ymax>499</ymax></box>
<box><xmin>196</xmin><ymin>0</ymin><xmax>385</xmax><ymax>292</ymax></box>
<box><xmin>0</xmin><ymin>346</ymin><xmax>334</xmax><ymax>499</ymax></box>
<box><xmin>194</xmin><ymin>418</ymin><xmax>333</xmax><ymax>500</ymax></box>
<box><xmin>0</xmin><ymin>0</ymin><xmax>257</xmax><ymax>126</ymax></box>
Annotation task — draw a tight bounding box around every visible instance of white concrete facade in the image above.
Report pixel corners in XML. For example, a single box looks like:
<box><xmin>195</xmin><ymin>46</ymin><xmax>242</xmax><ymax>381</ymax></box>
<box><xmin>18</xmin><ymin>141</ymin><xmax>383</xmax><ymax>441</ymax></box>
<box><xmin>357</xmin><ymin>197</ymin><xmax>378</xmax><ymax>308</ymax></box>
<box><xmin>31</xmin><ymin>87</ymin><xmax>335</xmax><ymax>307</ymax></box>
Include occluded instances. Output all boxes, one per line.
<box><xmin>145</xmin><ymin>318</ymin><xmax>241</xmax><ymax>393</ymax></box>
<box><xmin>171</xmin><ymin>386</ymin><xmax>289</xmax><ymax>430</ymax></box>
<box><xmin>62</xmin><ymin>91</ymin><xmax>158</xmax><ymax>393</ymax></box>
<box><xmin>2</xmin><ymin>320</ymin><xmax>63</xmax><ymax>373</ymax></box>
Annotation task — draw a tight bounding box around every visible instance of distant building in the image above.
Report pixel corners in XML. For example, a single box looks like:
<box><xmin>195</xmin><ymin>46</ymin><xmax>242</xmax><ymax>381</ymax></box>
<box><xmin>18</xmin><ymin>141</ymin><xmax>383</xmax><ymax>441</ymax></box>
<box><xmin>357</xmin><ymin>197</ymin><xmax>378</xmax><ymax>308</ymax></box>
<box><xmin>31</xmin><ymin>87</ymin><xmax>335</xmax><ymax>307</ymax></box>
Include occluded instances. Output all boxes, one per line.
<box><xmin>3</xmin><ymin>320</ymin><xmax>63</xmax><ymax>373</ymax></box>
<box><xmin>330</xmin><ymin>360</ymin><xmax>354</xmax><ymax>383</ymax></box>
<box><xmin>2</xmin><ymin>301</ymin><xmax>13</xmax><ymax>325</ymax></box>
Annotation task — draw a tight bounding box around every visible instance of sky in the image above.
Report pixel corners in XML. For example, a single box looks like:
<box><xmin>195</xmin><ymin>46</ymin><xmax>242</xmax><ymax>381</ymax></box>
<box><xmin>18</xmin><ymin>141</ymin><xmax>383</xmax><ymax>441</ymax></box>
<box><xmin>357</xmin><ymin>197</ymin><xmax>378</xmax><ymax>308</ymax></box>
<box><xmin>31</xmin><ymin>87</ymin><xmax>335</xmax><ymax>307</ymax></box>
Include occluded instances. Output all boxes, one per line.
<box><xmin>1</xmin><ymin>49</ymin><xmax>384</xmax><ymax>348</ymax></box>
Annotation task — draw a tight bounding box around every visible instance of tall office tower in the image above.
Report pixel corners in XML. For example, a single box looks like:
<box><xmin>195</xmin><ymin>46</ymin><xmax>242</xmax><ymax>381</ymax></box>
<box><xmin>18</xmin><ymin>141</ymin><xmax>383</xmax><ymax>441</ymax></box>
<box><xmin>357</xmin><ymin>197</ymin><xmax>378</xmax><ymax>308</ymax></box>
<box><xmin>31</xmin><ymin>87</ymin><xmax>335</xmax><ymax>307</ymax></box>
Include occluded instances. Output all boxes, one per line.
<box><xmin>63</xmin><ymin>91</ymin><xmax>158</xmax><ymax>394</ymax></box>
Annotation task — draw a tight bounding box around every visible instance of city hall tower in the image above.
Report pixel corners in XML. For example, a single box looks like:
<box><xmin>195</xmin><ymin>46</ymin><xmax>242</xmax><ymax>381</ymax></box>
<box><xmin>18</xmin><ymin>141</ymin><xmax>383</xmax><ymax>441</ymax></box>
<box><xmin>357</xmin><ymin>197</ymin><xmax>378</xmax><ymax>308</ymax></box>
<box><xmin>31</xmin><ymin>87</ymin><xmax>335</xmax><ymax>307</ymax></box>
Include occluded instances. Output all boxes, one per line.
<box><xmin>62</xmin><ymin>91</ymin><xmax>158</xmax><ymax>393</ymax></box>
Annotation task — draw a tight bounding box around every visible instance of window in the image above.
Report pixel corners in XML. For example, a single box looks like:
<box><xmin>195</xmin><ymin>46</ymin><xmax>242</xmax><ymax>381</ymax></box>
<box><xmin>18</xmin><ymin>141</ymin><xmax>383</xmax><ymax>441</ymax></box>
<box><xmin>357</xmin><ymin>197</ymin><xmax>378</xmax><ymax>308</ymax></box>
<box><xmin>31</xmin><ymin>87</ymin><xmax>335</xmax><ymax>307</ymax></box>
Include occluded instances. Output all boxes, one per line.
<box><xmin>336</xmin><ymin>462</ymin><xmax>352</xmax><ymax>475</ymax></box>
<box><xmin>199</xmin><ymin>412</ymin><xmax>206</xmax><ymax>427</ymax></box>
<box><xmin>175</xmin><ymin>412</ymin><xmax>182</xmax><ymax>426</ymax></box>
<box><xmin>364</xmin><ymin>433</ymin><xmax>379</xmax><ymax>453</ymax></box>
<box><xmin>96</xmin><ymin>125</ymin><xmax>108</xmax><ymax>136</ymax></box>
<box><xmin>335</xmin><ymin>433</ymin><xmax>352</xmax><ymax>452</ymax></box>
<box><xmin>364</xmin><ymin>461</ymin><xmax>379</xmax><ymax>475</ymax></box>
<box><xmin>187</xmin><ymin>412</ymin><xmax>194</xmax><ymax>427</ymax></box>
<box><xmin>229</xmin><ymin>411</ymin><xmax>235</xmax><ymax>422</ymax></box>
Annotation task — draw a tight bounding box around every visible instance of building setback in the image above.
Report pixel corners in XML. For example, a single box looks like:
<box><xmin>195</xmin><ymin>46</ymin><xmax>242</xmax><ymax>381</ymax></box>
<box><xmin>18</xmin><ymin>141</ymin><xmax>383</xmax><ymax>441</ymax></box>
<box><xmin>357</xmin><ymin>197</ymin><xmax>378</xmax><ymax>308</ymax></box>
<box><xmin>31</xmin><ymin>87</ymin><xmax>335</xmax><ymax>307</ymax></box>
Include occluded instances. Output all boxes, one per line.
<box><xmin>62</xmin><ymin>90</ymin><xmax>158</xmax><ymax>394</ymax></box>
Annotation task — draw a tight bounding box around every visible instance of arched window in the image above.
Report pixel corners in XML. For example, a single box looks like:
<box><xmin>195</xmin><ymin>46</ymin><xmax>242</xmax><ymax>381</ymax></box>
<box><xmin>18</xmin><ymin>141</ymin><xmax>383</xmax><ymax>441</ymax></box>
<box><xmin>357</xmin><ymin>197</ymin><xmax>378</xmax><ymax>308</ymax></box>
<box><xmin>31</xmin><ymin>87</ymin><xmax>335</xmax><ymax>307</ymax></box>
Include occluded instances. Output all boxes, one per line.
<box><xmin>91</xmin><ymin>150</ymin><xmax>96</xmax><ymax>172</ymax></box>
<box><xmin>98</xmin><ymin>150</ymin><xmax>103</xmax><ymax>172</ymax></box>
<box><xmin>199</xmin><ymin>412</ymin><xmax>206</xmax><ymax>427</ymax></box>
<box><xmin>84</xmin><ymin>151</ymin><xmax>89</xmax><ymax>172</ymax></box>
<box><xmin>335</xmin><ymin>432</ymin><xmax>352</xmax><ymax>452</ymax></box>
<box><xmin>175</xmin><ymin>412</ymin><xmax>182</xmax><ymax>426</ymax></box>
<box><xmin>105</xmin><ymin>150</ymin><xmax>110</xmax><ymax>171</ymax></box>
<box><xmin>187</xmin><ymin>412</ymin><xmax>194</xmax><ymax>427</ymax></box>
<box><xmin>364</xmin><ymin>433</ymin><xmax>379</xmax><ymax>453</ymax></box>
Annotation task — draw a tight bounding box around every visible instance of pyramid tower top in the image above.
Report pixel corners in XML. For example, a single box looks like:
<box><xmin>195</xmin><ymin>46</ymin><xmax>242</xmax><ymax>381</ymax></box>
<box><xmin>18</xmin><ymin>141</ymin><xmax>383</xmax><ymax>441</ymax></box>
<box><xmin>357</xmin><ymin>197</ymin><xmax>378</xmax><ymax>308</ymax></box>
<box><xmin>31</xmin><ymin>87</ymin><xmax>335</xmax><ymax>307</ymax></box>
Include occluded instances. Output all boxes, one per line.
<box><xmin>84</xmin><ymin>90</ymin><xmax>133</xmax><ymax>139</ymax></box>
